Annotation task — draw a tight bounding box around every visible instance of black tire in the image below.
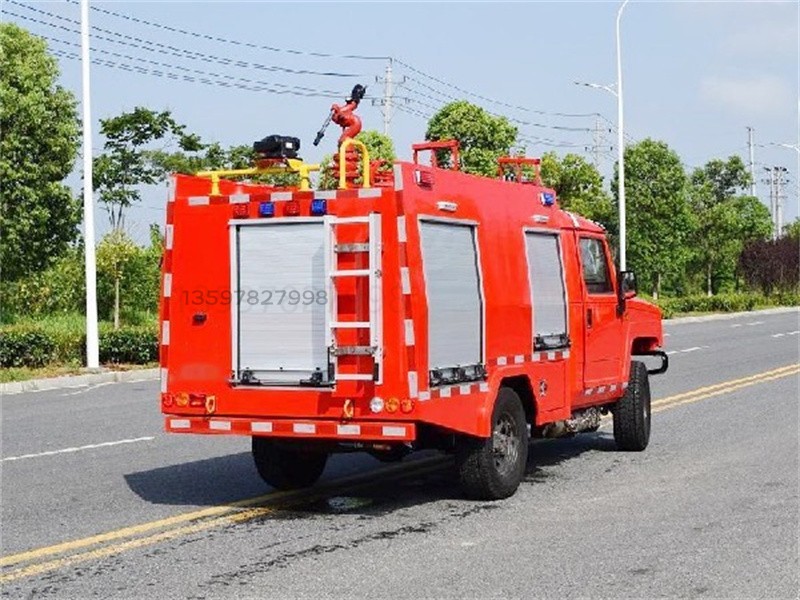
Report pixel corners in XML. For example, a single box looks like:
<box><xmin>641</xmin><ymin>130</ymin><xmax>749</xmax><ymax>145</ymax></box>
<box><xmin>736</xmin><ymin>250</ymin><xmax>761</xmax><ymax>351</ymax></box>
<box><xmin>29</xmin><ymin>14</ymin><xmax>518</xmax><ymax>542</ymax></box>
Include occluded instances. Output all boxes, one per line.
<box><xmin>613</xmin><ymin>360</ymin><xmax>651</xmax><ymax>451</ymax></box>
<box><xmin>456</xmin><ymin>387</ymin><xmax>529</xmax><ymax>500</ymax></box>
<box><xmin>251</xmin><ymin>437</ymin><xmax>328</xmax><ymax>490</ymax></box>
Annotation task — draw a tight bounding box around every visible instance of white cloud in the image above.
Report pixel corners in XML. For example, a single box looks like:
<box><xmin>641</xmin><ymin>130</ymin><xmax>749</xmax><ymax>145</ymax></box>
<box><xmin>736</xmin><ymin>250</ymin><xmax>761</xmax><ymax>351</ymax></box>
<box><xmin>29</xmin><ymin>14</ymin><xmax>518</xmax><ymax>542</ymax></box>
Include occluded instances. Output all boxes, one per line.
<box><xmin>699</xmin><ymin>75</ymin><xmax>794</xmax><ymax>117</ymax></box>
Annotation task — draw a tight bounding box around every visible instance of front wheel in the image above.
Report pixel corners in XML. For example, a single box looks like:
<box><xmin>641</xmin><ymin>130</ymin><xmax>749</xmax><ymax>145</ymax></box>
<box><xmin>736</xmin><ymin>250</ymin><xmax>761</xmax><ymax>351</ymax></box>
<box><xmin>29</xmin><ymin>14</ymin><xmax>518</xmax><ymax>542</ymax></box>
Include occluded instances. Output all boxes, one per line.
<box><xmin>613</xmin><ymin>360</ymin><xmax>651</xmax><ymax>451</ymax></box>
<box><xmin>456</xmin><ymin>387</ymin><xmax>529</xmax><ymax>500</ymax></box>
<box><xmin>251</xmin><ymin>437</ymin><xmax>328</xmax><ymax>490</ymax></box>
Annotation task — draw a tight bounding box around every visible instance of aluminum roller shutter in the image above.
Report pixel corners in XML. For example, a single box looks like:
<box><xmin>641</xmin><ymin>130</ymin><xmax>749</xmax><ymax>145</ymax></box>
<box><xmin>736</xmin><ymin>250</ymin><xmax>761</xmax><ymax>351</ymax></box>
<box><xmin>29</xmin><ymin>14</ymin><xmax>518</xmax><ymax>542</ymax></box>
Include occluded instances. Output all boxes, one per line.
<box><xmin>419</xmin><ymin>221</ymin><xmax>483</xmax><ymax>370</ymax></box>
<box><xmin>525</xmin><ymin>232</ymin><xmax>568</xmax><ymax>346</ymax></box>
<box><xmin>234</xmin><ymin>222</ymin><xmax>327</xmax><ymax>383</ymax></box>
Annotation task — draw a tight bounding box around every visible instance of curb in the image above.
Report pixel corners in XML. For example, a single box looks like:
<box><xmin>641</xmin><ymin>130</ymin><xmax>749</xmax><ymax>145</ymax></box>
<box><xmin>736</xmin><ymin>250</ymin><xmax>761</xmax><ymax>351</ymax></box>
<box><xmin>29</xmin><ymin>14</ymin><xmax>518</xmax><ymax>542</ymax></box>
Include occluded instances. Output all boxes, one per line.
<box><xmin>665</xmin><ymin>306</ymin><xmax>799</xmax><ymax>325</ymax></box>
<box><xmin>1</xmin><ymin>368</ymin><xmax>159</xmax><ymax>396</ymax></box>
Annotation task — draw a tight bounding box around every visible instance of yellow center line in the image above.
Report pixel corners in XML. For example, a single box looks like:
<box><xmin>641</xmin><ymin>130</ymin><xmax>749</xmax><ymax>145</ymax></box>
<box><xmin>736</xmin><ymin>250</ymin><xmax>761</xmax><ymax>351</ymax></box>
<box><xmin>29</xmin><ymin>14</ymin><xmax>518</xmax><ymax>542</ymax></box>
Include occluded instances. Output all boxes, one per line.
<box><xmin>0</xmin><ymin>461</ymin><xmax>449</xmax><ymax>584</ymax></box>
<box><xmin>652</xmin><ymin>367</ymin><xmax>799</xmax><ymax>414</ymax></box>
<box><xmin>0</xmin><ymin>455</ymin><xmax>448</xmax><ymax>569</ymax></box>
<box><xmin>2</xmin><ymin>363</ymin><xmax>798</xmax><ymax>583</ymax></box>
<box><xmin>651</xmin><ymin>364</ymin><xmax>799</xmax><ymax>408</ymax></box>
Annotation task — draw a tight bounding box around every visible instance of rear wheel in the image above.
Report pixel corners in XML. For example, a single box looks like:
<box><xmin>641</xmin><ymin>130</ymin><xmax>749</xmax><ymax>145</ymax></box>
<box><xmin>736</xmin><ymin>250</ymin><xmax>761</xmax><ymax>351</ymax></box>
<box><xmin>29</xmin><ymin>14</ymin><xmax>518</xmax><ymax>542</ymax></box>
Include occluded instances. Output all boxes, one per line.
<box><xmin>613</xmin><ymin>360</ymin><xmax>651</xmax><ymax>451</ymax></box>
<box><xmin>251</xmin><ymin>437</ymin><xmax>328</xmax><ymax>490</ymax></box>
<box><xmin>456</xmin><ymin>387</ymin><xmax>529</xmax><ymax>500</ymax></box>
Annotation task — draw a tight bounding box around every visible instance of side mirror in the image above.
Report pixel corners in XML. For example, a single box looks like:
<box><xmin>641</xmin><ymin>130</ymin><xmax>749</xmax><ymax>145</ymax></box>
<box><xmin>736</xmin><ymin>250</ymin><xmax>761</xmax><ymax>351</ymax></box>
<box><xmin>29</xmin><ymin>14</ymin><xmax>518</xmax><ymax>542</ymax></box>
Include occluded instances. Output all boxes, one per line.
<box><xmin>620</xmin><ymin>270</ymin><xmax>637</xmax><ymax>299</ymax></box>
<box><xmin>617</xmin><ymin>270</ymin><xmax>637</xmax><ymax>315</ymax></box>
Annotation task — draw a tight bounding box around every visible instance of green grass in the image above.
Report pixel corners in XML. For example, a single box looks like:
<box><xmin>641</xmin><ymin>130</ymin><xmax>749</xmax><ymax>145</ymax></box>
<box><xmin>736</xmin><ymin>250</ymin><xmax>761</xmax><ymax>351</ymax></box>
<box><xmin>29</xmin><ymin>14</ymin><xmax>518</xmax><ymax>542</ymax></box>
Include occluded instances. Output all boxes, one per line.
<box><xmin>0</xmin><ymin>362</ymin><xmax>157</xmax><ymax>383</ymax></box>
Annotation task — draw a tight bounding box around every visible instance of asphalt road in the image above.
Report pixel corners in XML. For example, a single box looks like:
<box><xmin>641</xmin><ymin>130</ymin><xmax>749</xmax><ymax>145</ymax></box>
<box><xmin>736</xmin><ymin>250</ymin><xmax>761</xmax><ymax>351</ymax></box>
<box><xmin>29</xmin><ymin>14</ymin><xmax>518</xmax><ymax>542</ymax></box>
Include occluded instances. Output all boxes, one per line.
<box><xmin>1</xmin><ymin>309</ymin><xmax>798</xmax><ymax>599</ymax></box>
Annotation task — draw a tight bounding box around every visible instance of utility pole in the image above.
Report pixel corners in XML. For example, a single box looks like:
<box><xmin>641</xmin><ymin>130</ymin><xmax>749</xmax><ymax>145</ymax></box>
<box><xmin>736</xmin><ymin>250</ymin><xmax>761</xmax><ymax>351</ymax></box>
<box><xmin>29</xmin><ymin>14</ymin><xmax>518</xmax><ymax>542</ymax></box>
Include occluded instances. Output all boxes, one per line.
<box><xmin>746</xmin><ymin>126</ymin><xmax>756</xmax><ymax>197</ymax></box>
<box><xmin>764</xmin><ymin>166</ymin><xmax>788</xmax><ymax>239</ymax></box>
<box><xmin>81</xmin><ymin>0</ymin><xmax>99</xmax><ymax>369</ymax></box>
<box><xmin>372</xmin><ymin>58</ymin><xmax>406</xmax><ymax>137</ymax></box>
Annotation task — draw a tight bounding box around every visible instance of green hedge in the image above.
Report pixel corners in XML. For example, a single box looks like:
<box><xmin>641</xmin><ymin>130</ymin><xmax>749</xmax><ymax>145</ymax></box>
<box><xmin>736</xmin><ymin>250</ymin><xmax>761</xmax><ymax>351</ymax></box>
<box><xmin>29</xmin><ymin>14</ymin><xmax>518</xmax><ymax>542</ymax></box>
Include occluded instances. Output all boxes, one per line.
<box><xmin>0</xmin><ymin>322</ymin><xmax>157</xmax><ymax>368</ymax></box>
<box><xmin>650</xmin><ymin>292</ymin><xmax>800</xmax><ymax>319</ymax></box>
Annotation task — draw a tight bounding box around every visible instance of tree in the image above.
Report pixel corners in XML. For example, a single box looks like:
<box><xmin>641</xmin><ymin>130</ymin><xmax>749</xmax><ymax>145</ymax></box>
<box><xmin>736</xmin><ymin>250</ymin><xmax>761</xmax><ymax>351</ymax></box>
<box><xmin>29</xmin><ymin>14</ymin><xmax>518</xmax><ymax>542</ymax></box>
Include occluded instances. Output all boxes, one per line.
<box><xmin>783</xmin><ymin>218</ymin><xmax>800</xmax><ymax>240</ymax></box>
<box><xmin>688</xmin><ymin>156</ymin><xmax>771</xmax><ymax>295</ymax></box>
<box><xmin>0</xmin><ymin>24</ymin><xmax>80</xmax><ymax>281</ymax></box>
<box><xmin>425</xmin><ymin>101</ymin><xmax>517</xmax><ymax>177</ymax></box>
<box><xmin>540</xmin><ymin>152</ymin><xmax>616</xmax><ymax>233</ymax></box>
<box><xmin>614</xmin><ymin>139</ymin><xmax>696</xmax><ymax>298</ymax></box>
<box><xmin>96</xmin><ymin>230</ymin><xmax>139</xmax><ymax>329</ymax></box>
<box><xmin>93</xmin><ymin>107</ymin><xmax>202</xmax><ymax>229</ymax></box>
<box><xmin>739</xmin><ymin>237</ymin><xmax>799</xmax><ymax>295</ymax></box>
<box><xmin>318</xmin><ymin>130</ymin><xmax>397</xmax><ymax>190</ymax></box>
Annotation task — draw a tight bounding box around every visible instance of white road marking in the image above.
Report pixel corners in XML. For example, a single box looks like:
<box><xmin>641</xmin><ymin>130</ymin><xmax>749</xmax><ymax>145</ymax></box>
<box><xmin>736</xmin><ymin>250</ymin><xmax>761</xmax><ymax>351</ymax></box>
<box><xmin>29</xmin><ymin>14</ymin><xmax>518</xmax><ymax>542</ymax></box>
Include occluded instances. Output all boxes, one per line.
<box><xmin>746</xmin><ymin>321</ymin><xmax>764</xmax><ymax>326</ymax></box>
<box><xmin>61</xmin><ymin>382</ymin><xmax>115</xmax><ymax>397</ymax></box>
<box><xmin>731</xmin><ymin>323</ymin><xmax>743</xmax><ymax>328</ymax></box>
<box><xmin>772</xmin><ymin>330</ymin><xmax>799</xmax><ymax>338</ymax></box>
<box><xmin>1</xmin><ymin>437</ymin><xmax>155</xmax><ymax>462</ymax></box>
<box><xmin>680</xmin><ymin>346</ymin><xmax>703</xmax><ymax>353</ymax></box>
<box><xmin>666</xmin><ymin>351</ymin><xmax>678</xmax><ymax>356</ymax></box>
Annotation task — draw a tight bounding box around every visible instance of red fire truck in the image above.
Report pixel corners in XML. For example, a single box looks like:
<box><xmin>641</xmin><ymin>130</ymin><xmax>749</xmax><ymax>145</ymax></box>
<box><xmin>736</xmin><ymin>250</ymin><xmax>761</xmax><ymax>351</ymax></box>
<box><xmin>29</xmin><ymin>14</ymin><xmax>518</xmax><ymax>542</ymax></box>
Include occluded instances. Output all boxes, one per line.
<box><xmin>159</xmin><ymin>91</ymin><xmax>667</xmax><ymax>500</ymax></box>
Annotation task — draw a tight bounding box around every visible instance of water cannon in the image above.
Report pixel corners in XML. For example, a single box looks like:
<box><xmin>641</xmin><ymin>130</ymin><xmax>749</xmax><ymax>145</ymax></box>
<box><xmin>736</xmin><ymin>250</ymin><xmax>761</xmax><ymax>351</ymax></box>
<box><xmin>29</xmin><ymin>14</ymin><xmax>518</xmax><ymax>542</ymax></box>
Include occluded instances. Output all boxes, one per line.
<box><xmin>313</xmin><ymin>84</ymin><xmax>368</xmax><ymax>147</ymax></box>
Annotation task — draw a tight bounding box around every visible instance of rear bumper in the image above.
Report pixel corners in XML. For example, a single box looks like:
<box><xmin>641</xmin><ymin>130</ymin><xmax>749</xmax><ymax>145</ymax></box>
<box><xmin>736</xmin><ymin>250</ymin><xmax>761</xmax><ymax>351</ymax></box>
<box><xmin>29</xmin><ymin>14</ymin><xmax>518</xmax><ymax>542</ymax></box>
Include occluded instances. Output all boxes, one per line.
<box><xmin>164</xmin><ymin>416</ymin><xmax>416</xmax><ymax>442</ymax></box>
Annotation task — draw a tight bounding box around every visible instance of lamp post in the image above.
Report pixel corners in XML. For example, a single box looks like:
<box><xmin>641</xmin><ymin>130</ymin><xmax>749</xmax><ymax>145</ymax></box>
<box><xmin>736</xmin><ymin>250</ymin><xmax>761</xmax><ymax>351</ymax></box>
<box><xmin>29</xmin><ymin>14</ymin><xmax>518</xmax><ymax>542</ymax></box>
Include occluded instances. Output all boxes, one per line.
<box><xmin>575</xmin><ymin>0</ymin><xmax>631</xmax><ymax>269</ymax></box>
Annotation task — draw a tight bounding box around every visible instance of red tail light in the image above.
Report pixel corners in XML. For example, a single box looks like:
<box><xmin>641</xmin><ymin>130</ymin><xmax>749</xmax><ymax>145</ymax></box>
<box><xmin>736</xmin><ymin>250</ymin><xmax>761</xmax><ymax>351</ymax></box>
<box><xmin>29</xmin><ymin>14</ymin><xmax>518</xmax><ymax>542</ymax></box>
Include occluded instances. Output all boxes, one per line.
<box><xmin>284</xmin><ymin>200</ymin><xmax>301</xmax><ymax>216</ymax></box>
<box><xmin>233</xmin><ymin>203</ymin><xmax>249</xmax><ymax>218</ymax></box>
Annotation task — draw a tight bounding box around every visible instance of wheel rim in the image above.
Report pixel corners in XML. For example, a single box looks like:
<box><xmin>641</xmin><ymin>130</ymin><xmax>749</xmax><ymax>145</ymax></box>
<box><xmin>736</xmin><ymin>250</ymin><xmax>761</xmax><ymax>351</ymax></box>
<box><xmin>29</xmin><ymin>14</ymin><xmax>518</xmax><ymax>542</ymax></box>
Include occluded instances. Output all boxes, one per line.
<box><xmin>492</xmin><ymin>412</ymin><xmax>520</xmax><ymax>476</ymax></box>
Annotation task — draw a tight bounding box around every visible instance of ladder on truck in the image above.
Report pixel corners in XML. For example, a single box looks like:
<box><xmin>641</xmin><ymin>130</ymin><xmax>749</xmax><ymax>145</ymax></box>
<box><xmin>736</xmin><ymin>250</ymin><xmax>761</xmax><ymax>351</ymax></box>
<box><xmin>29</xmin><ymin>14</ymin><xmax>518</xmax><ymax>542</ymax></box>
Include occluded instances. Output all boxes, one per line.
<box><xmin>324</xmin><ymin>213</ymin><xmax>383</xmax><ymax>384</ymax></box>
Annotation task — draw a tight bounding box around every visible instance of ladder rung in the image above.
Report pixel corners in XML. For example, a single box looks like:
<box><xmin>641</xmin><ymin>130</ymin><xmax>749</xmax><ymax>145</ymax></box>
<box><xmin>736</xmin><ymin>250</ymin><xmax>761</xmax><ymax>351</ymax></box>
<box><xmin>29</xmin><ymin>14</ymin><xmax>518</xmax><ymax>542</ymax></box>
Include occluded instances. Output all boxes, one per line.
<box><xmin>332</xmin><ymin>346</ymin><xmax>375</xmax><ymax>356</ymax></box>
<box><xmin>335</xmin><ymin>373</ymin><xmax>374</xmax><ymax>381</ymax></box>
<box><xmin>330</xmin><ymin>269</ymin><xmax>370</xmax><ymax>277</ymax></box>
<box><xmin>329</xmin><ymin>216</ymin><xmax>370</xmax><ymax>225</ymax></box>
<box><xmin>331</xmin><ymin>321</ymin><xmax>371</xmax><ymax>329</ymax></box>
<box><xmin>335</xmin><ymin>243</ymin><xmax>370</xmax><ymax>253</ymax></box>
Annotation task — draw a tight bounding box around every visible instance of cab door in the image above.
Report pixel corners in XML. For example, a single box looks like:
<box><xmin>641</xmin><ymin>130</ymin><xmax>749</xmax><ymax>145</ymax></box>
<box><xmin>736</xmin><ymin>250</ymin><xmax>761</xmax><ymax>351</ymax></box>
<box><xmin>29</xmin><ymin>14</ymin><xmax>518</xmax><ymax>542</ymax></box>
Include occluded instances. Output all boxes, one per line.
<box><xmin>578</xmin><ymin>235</ymin><xmax>623</xmax><ymax>389</ymax></box>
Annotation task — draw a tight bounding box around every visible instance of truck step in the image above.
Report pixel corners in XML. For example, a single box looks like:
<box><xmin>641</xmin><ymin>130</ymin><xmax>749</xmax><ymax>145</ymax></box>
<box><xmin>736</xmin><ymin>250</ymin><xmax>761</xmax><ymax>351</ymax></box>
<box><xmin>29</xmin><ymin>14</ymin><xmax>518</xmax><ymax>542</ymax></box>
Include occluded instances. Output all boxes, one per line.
<box><xmin>332</xmin><ymin>346</ymin><xmax>375</xmax><ymax>356</ymax></box>
<box><xmin>335</xmin><ymin>243</ymin><xmax>370</xmax><ymax>253</ymax></box>
<box><xmin>330</xmin><ymin>321</ymin><xmax>371</xmax><ymax>329</ymax></box>
<box><xmin>329</xmin><ymin>269</ymin><xmax>371</xmax><ymax>277</ymax></box>
<box><xmin>335</xmin><ymin>373</ymin><xmax>374</xmax><ymax>381</ymax></box>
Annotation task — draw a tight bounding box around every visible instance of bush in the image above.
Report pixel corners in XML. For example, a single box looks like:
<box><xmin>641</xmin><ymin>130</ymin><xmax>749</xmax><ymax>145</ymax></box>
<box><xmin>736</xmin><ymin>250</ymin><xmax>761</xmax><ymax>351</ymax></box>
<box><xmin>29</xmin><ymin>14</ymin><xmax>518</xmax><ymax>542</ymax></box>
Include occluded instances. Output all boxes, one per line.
<box><xmin>0</xmin><ymin>317</ymin><xmax>158</xmax><ymax>368</ymax></box>
<box><xmin>0</xmin><ymin>329</ymin><xmax>56</xmax><ymax>368</ymax></box>
<box><xmin>650</xmin><ymin>292</ymin><xmax>799</xmax><ymax>318</ymax></box>
<box><xmin>99</xmin><ymin>327</ymin><xmax>158</xmax><ymax>364</ymax></box>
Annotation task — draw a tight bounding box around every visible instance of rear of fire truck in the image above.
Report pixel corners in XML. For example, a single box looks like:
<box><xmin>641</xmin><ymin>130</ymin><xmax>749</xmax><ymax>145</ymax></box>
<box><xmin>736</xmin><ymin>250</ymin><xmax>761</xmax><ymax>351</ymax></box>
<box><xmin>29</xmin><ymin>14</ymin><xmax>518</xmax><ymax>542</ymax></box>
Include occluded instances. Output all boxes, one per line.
<box><xmin>160</xmin><ymin>85</ymin><xmax>668</xmax><ymax>500</ymax></box>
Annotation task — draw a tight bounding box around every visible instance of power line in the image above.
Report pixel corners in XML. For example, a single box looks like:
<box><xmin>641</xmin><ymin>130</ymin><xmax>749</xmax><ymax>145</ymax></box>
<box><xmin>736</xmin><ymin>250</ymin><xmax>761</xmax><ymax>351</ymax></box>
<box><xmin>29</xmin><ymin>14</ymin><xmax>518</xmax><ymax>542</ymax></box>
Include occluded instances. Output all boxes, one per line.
<box><xmin>65</xmin><ymin>0</ymin><xmax>389</xmax><ymax>61</ymax></box>
<box><xmin>6</xmin><ymin>2</ymin><xmax>362</xmax><ymax>78</ymax></box>
<box><xmin>42</xmin><ymin>33</ymin><xmax>342</xmax><ymax>97</ymax></box>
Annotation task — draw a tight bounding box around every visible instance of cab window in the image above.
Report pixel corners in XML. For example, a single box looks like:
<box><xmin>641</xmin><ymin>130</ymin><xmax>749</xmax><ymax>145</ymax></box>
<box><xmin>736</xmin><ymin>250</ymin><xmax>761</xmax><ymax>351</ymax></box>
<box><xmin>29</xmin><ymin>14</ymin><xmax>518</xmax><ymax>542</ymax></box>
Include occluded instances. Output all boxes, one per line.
<box><xmin>579</xmin><ymin>237</ymin><xmax>612</xmax><ymax>294</ymax></box>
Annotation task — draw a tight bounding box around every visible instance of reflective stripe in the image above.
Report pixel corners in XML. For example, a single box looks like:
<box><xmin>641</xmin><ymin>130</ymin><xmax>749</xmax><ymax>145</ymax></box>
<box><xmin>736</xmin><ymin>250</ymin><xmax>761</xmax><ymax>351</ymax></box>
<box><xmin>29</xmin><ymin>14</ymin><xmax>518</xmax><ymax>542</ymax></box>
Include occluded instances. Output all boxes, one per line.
<box><xmin>382</xmin><ymin>426</ymin><xmax>406</xmax><ymax>437</ymax></box>
<box><xmin>397</xmin><ymin>216</ymin><xmax>407</xmax><ymax>242</ymax></box>
<box><xmin>251</xmin><ymin>422</ymin><xmax>273</xmax><ymax>433</ymax></box>
<box><xmin>209</xmin><ymin>420</ymin><xmax>231</xmax><ymax>431</ymax></box>
<box><xmin>271</xmin><ymin>191</ymin><xmax>294</xmax><ymax>201</ymax></box>
<box><xmin>170</xmin><ymin>419</ymin><xmax>190</xmax><ymax>429</ymax></box>
<box><xmin>439</xmin><ymin>387</ymin><xmax>452</xmax><ymax>398</ymax></box>
<box><xmin>161</xmin><ymin>321</ymin><xmax>170</xmax><ymax>346</ymax></box>
<box><xmin>188</xmin><ymin>196</ymin><xmax>209</xmax><ymax>206</ymax></box>
<box><xmin>160</xmin><ymin>368</ymin><xmax>168</xmax><ymax>393</ymax></box>
<box><xmin>400</xmin><ymin>267</ymin><xmax>411</xmax><ymax>294</ymax></box>
<box><xmin>393</xmin><ymin>164</ymin><xmax>404</xmax><ymax>191</ymax></box>
<box><xmin>163</xmin><ymin>273</ymin><xmax>172</xmax><ymax>298</ymax></box>
<box><xmin>459</xmin><ymin>384</ymin><xmax>472</xmax><ymax>395</ymax></box>
<box><xmin>419</xmin><ymin>390</ymin><xmax>431</xmax><ymax>401</ymax></box>
<box><xmin>313</xmin><ymin>190</ymin><xmax>337</xmax><ymax>200</ymax></box>
<box><xmin>514</xmin><ymin>354</ymin><xmax>524</xmax><ymax>364</ymax></box>
<box><xmin>165</xmin><ymin>225</ymin><xmax>174</xmax><ymax>250</ymax></box>
<box><xmin>497</xmin><ymin>356</ymin><xmax>508</xmax><ymax>366</ymax></box>
<box><xmin>479</xmin><ymin>382</ymin><xmax>490</xmax><ymax>392</ymax></box>
<box><xmin>408</xmin><ymin>371</ymin><xmax>419</xmax><ymax>399</ymax></box>
<box><xmin>293</xmin><ymin>423</ymin><xmax>316</xmax><ymax>434</ymax></box>
<box><xmin>337</xmin><ymin>424</ymin><xmax>361</xmax><ymax>435</ymax></box>
<box><xmin>229</xmin><ymin>194</ymin><xmax>250</xmax><ymax>204</ymax></box>
<box><xmin>358</xmin><ymin>188</ymin><xmax>382</xmax><ymax>198</ymax></box>
<box><xmin>584</xmin><ymin>388</ymin><xmax>594</xmax><ymax>396</ymax></box>
<box><xmin>404</xmin><ymin>319</ymin><xmax>415</xmax><ymax>346</ymax></box>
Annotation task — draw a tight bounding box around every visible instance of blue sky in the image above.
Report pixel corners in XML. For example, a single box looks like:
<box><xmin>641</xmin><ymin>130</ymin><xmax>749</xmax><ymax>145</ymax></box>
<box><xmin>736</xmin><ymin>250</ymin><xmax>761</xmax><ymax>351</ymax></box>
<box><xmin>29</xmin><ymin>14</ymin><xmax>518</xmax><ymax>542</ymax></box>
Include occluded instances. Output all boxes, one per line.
<box><xmin>3</xmin><ymin>0</ymin><xmax>798</xmax><ymax>242</ymax></box>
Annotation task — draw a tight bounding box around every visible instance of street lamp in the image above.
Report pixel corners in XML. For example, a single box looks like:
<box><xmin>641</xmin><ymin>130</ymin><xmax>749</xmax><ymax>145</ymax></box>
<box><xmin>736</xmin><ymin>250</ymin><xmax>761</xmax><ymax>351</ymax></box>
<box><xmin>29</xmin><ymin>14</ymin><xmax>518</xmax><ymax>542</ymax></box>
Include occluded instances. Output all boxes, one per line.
<box><xmin>575</xmin><ymin>0</ymin><xmax>630</xmax><ymax>269</ymax></box>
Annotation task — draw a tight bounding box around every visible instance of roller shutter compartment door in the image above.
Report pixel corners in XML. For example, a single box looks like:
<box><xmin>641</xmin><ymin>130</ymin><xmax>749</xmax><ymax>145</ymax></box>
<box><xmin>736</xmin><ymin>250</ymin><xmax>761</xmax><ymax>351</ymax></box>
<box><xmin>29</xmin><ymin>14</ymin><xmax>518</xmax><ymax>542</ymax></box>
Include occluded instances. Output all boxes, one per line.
<box><xmin>234</xmin><ymin>222</ymin><xmax>327</xmax><ymax>384</ymax></box>
<box><xmin>525</xmin><ymin>232</ymin><xmax>568</xmax><ymax>349</ymax></box>
<box><xmin>419</xmin><ymin>221</ymin><xmax>483</xmax><ymax>370</ymax></box>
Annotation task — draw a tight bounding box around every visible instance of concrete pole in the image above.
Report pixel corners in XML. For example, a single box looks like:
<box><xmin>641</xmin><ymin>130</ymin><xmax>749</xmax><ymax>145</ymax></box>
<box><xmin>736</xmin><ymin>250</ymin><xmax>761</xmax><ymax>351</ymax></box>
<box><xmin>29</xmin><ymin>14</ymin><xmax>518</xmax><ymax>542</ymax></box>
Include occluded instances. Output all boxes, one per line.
<box><xmin>616</xmin><ymin>0</ymin><xmax>630</xmax><ymax>270</ymax></box>
<box><xmin>81</xmin><ymin>0</ymin><xmax>99</xmax><ymax>369</ymax></box>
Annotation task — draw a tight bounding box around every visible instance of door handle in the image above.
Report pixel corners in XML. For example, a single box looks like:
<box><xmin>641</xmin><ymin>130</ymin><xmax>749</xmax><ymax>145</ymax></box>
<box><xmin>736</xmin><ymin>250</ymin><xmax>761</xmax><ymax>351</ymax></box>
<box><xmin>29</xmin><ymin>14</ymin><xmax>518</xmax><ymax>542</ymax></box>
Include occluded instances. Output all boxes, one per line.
<box><xmin>586</xmin><ymin>308</ymin><xmax>593</xmax><ymax>328</ymax></box>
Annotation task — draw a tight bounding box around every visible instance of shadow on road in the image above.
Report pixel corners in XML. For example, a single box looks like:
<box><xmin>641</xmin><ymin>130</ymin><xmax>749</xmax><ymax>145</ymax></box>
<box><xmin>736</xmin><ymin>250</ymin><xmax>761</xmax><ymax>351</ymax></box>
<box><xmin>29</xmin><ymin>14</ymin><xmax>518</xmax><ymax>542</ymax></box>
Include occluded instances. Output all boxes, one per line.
<box><xmin>123</xmin><ymin>432</ymin><xmax>616</xmax><ymax>512</ymax></box>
